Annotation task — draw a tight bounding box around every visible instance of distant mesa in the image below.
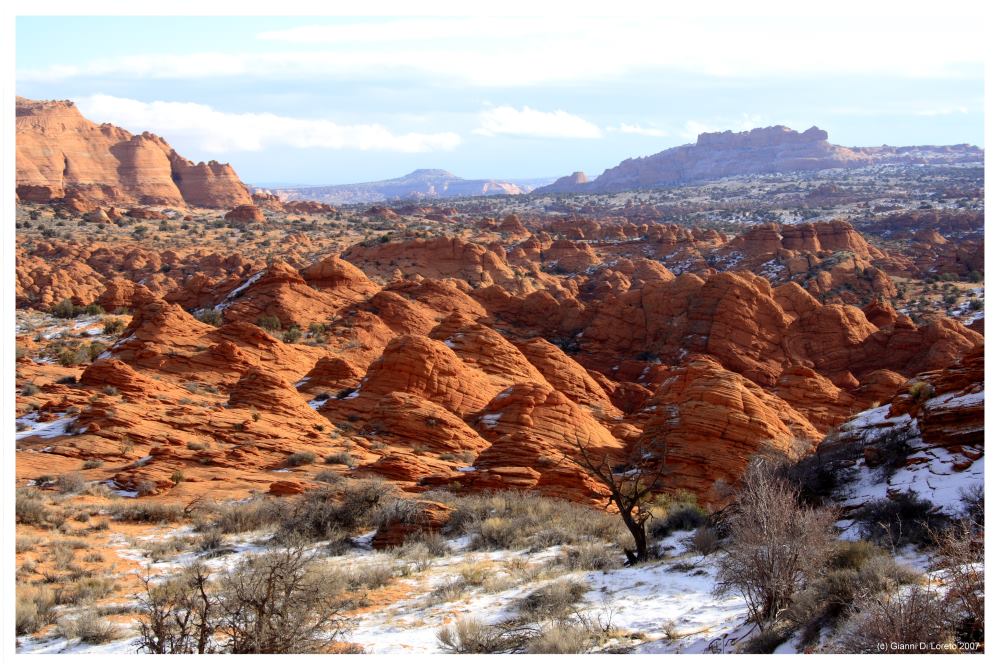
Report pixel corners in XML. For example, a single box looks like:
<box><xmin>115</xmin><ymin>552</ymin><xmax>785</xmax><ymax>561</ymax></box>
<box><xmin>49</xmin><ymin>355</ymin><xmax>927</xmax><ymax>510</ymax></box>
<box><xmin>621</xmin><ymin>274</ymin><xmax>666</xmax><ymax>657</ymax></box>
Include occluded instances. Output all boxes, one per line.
<box><xmin>536</xmin><ymin>125</ymin><xmax>983</xmax><ymax>194</ymax></box>
<box><xmin>16</xmin><ymin>97</ymin><xmax>253</xmax><ymax>209</ymax></box>
<box><xmin>269</xmin><ymin>169</ymin><xmax>555</xmax><ymax>206</ymax></box>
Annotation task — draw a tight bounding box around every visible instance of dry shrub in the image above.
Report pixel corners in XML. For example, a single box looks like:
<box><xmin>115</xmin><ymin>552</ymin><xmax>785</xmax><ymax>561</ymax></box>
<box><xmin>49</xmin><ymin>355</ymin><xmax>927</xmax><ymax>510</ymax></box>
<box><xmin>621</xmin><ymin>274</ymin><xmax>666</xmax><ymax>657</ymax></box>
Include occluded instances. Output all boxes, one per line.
<box><xmin>279</xmin><ymin>479</ymin><xmax>394</xmax><ymax>541</ymax></box>
<box><xmin>16</xmin><ymin>585</ymin><xmax>58</xmax><ymax>635</ymax></box>
<box><xmin>555</xmin><ymin>541</ymin><xmax>622</xmax><ymax>572</ymax></box>
<box><xmin>436</xmin><ymin>617</ymin><xmax>522</xmax><ymax>654</ymax></box>
<box><xmin>435</xmin><ymin>490</ymin><xmax>621</xmax><ymax>552</ymax></box>
<box><xmin>284</xmin><ymin>451</ymin><xmax>316</xmax><ymax>467</ymax></box>
<box><xmin>932</xmin><ymin>521</ymin><xmax>984</xmax><ymax>643</ymax></box>
<box><xmin>108</xmin><ymin>502</ymin><xmax>185</xmax><ymax>524</ymax></box>
<box><xmin>138</xmin><ymin>544</ymin><xmax>354</xmax><ymax>654</ymax></box>
<box><xmin>715</xmin><ymin>457</ymin><xmax>837</xmax><ymax>628</ymax></box>
<box><xmin>688</xmin><ymin>526</ymin><xmax>720</xmax><ymax>556</ymax></box>
<box><xmin>516</xmin><ymin>579</ymin><xmax>589</xmax><ymax>621</ymax></box>
<box><xmin>525</xmin><ymin>622</ymin><xmax>595</xmax><ymax>654</ymax></box>
<box><xmin>56</xmin><ymin>472</ymin><xmax>87</xmax><ymax>494</ymax></box>
<box><xmin>856</xmin><ymin>491</ymin><xmax>948</xmax><ymax>548</ymax></box>
<box><xmin>833</xmin><ymin>586</ymin><xmax>955</xmax><ymax>653</ymax></box>
<box><xmin>217</xmin><ymin>543</ymin><xmax>354</xmax><ymax>653</ymax></box>
<box><xmin>649</xmin><ymin>490</ymin><xmax>708</xmax><ymax>538</ymax></box>
<box><xmin>58</xmin><ymin>610</ymin><xmax>121</xmax><ymax>644</ymax></box>
<box><xmin>136</xmin><ymin>562</ymin><xmax>219</xmax><ymax>654</ymax></box>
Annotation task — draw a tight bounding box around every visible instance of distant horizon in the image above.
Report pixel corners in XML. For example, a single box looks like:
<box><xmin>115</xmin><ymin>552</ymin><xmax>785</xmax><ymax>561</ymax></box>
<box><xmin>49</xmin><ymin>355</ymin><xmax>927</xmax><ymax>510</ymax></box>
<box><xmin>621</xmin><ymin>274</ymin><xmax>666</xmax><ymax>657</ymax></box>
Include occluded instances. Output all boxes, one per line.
<box><xmin>16</xmin><ymin>16</ymin><xmax>984</xmax><ymax>184</ymax></box>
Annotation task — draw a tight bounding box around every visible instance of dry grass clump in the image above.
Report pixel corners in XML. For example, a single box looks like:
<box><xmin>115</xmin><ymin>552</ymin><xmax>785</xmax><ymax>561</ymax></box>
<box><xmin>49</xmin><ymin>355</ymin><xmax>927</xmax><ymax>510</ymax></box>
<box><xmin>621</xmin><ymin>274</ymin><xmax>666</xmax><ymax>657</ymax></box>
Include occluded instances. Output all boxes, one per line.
<box><xmin>429</xmin><ymin>561</ymin><xmax>499</xmax><ymax>603</ymax></box>
<box><xmin>16</xmin><ymin>585</ymin><xmax>58</xmax><ymax>635</ymax></box>
<box><xmin>57</xmin><ymin>610</ymin><xmax>122</xmax><ymax>645</ymax></box>
<box><xmin>16</xmin><ymin>535</ymin><xmax>41</xmax><ymax>553</ymax></box>
<box><xmin>108</xmin><ymin>501</ymin><xmax>185</xmax><ymax>524</ymax></box>
<box><xmin>516</xmin><ymin>578</ymin><xmax>590</xmax><ymax>621</ymax></box>
<box><xmin>524</xmin><ymin>623</ymin><xmax>597</xmax><ymax>654</ymax></box>
<box><xmin>16</xmin><ymin>488</ymin><xmax>65</xmax><ymax>527</ymax></box>
<box><xmin>429</xmin><ymin>490</ymin><xmax>621</xmax><ymax>552</ymax></box>
<box><xmin>198</xmin><ymin>495</ymin><xmax>284</xmax><ymax>534</ymax></box>
<box><xmin>327</xmin><ymin>559</ymin><xmax>396</xmax><ymax>591</ymax></box>
<box><xmin>554</xmin><ymin>541</ymin><xmax>622</xmax><ymax>572</ymax></box>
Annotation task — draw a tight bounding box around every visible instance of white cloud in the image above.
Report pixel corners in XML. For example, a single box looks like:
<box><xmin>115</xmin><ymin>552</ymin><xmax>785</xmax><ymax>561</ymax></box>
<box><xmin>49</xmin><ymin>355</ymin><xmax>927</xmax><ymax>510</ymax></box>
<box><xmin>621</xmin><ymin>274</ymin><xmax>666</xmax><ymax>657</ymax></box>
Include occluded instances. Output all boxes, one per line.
<box><xmin>913</xmin><ymin>105</ymin><xmax>970</xmax><ymax>117</ymax></box>
<box><xmin>73</xmin><ymin>95</ymin><xmax>461</xmax><ymax>154</ymax></box>
<box><xmin>18</xmin><ymin>16</ymin><xmax>984</xmax><ymax>87</ymax></box>
<box><xmin>474</xmin><ymin>106</ymin><xmax>602</xmax><ymax>139</ymax></box>
<box><xmin>608</xmin><ymin>123</ymin><xmax>669</xmax><ymax>138</ymax></box>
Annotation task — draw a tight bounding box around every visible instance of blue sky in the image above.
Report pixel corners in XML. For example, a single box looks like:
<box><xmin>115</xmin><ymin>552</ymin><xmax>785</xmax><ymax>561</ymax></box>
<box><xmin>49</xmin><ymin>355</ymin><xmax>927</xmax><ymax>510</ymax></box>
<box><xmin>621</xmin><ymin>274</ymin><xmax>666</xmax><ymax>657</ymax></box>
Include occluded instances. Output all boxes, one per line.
<box><xmin>16</xmin><ymin>15</ymin><xmax>985</xmax><ymax>186</ymax></box>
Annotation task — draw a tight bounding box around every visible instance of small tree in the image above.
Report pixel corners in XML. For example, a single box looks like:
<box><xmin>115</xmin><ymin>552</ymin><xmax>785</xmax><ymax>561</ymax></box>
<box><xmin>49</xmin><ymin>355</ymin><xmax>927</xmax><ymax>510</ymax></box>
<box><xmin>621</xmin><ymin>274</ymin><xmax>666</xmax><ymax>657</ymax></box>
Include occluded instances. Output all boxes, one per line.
<box><xmin>714</xmin><ymin>456</ymin><xmax>837</xmax><ymax>629</ymax></box>
<box><xmin>573</xmin><ymin>438</ymin><xmax>666</xmax><ymax>565</ymax></box>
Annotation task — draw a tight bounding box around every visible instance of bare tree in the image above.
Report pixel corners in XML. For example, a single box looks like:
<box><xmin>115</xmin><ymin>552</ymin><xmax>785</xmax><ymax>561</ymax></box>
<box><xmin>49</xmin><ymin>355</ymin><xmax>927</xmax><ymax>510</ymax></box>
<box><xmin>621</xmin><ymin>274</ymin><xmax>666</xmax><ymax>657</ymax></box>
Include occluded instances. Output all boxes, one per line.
<box><xmin>137</xmin><ymin>542</ymin><xmax>355</xmax><ymax>654</ymax></box>
<box><xmin>714</xmin><ymin>456</ymin><xmax>837</xmax><ymax>629</ymax></box>
<box><xmin>135</xmin><ymin>561</ymin><xmax>219</xmax><ymax>654</ymax></box>
<box><xmin>217</xmin><ymin>542</ymin><xmax>354</xmax><ymax>653</ymax></box>
<box><xmin>572</xmin><ymin>437</ymin><xmax>667</xmax><ymax>565</ymax></box>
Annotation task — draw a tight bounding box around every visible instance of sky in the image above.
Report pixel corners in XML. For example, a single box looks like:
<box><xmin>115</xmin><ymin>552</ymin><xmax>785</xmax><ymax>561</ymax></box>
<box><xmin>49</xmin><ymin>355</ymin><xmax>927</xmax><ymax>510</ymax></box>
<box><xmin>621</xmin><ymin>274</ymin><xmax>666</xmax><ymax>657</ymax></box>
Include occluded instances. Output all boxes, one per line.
<box><xmin>15</xmin><ymin>15</ymin><xmax>985</xmax><ymax>186</ymax></box>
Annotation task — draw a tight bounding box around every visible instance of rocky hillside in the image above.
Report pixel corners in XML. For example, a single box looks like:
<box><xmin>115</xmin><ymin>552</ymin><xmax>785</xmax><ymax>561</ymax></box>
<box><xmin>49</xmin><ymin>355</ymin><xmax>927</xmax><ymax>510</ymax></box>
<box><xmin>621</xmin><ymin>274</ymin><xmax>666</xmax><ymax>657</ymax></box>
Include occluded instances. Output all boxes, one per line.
<box><xmin>537</xmin><ymin>126</ymin><xmax>983</xmax><ymax>194</ymax></box>
<box><xmin>15</xmin><ymin>97</ymin><xmax>252</xmax><ymax>209</ymax></box>
<box><xmin>269</xmin><ymin>169</ymin><xmax>547</xmax><ymax>205</ymax></box>
<box><xmin>14</xmin><ymin>210</ymin><xmax>983</xmax><ymax>506</ymax></box>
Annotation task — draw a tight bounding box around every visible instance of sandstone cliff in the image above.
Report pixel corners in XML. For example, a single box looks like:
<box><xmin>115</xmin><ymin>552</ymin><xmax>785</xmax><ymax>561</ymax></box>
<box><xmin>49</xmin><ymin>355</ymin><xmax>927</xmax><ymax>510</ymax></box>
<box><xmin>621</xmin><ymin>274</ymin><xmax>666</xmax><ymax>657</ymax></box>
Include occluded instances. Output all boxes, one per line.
<box><xmin>16</xmin><ymin>97</ymin><xmax>252</xmax><ymax>208</ymax></box>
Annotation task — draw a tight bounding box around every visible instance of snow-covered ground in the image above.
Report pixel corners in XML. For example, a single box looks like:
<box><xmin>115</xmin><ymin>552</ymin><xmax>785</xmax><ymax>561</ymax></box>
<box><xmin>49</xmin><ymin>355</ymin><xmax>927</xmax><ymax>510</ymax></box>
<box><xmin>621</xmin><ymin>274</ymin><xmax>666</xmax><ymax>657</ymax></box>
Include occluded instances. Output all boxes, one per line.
<box><xmin>15</xmin><ymin>412</ymin><xmax>75</xmax><ymax>441</ymax></box>
<box><xmin>830</xmin><ymin>400</ymin><xmax>984</xmax><ymax>525</ymax></box>
<box><xmin>15</xmin><ymin>526</ymin><xmax>751</xmax><ymax>655</ymax></box>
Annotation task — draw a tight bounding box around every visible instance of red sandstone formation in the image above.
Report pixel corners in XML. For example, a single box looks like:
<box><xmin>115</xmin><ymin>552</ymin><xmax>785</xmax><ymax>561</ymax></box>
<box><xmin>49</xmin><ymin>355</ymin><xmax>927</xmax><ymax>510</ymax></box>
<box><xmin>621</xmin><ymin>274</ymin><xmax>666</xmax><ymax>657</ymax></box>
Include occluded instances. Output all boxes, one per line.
<box><xmin>16</xmin><ymin>97</ymin><xmax>251</xmax><ymax>208</ymax></box>
<box><xmin>224</xmin><ymin>205</ymin><xmax>266</xmax><ymax>224</ymax></box>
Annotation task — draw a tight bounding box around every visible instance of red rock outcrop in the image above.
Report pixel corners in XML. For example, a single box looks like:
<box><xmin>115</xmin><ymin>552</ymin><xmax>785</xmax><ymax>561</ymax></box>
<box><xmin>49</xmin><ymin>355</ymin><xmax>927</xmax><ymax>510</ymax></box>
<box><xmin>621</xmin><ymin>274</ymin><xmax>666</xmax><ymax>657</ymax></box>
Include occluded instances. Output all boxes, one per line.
<box><xmin>224</xmin><ymin>205</ymin><xmax>266</xmax><ymax>224</ymax></box>
<box><xmin>341</xmin><ymin>335</ymin><xmax>496</xmax><ymax>417</ymax></box>
<box><xmin>637</xmin><ymin>357</ymin><xmax>822</xmax><ymax>503</ymax></box>
<box><xmin>462</xmin><ymin>383</ymin><xmax>621</xmax><ymax>502</ymax></box>
<box><xmin>16</xmin><ymin>97</ymin><xmax>251</xmax><ymax>208</ymax></box>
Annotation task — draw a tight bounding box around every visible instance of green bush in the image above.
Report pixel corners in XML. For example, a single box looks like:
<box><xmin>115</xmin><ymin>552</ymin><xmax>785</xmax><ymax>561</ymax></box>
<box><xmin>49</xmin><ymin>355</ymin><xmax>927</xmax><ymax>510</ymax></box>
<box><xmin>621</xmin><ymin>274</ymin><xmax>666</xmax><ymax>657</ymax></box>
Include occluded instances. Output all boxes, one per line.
<box><xmin>195</xmin><ymin>309</ymin><xmax>223</xmax><ymax>326</ymax></box>
<box><xmin>256</xmin><ymin>314</ymin><xmax>282</xmax><ymax>331</ymax></box>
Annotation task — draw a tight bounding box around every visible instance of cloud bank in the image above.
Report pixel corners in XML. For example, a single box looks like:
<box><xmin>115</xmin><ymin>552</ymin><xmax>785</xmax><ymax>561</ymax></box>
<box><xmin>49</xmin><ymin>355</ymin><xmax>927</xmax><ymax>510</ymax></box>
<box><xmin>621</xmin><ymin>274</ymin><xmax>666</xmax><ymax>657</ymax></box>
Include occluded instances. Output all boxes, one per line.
<box><xmin>475</xmin><ymin>106</ymin><xmax>602</xmax><ymax>139</ymax></box>
<box><xmin>73</xmin><ymin>95</ymin><xmax>462</xmax><ymax>154</ymax></box>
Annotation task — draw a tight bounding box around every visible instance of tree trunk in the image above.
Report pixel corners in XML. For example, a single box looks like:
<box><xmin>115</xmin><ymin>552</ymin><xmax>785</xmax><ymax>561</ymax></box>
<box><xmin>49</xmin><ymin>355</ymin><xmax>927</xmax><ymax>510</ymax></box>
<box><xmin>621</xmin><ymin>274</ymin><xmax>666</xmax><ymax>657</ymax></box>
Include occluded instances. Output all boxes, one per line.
<box><xmin>621</xmin><ymin>513</ymin><xmax>648</xmax><ymax>564</ymax></box>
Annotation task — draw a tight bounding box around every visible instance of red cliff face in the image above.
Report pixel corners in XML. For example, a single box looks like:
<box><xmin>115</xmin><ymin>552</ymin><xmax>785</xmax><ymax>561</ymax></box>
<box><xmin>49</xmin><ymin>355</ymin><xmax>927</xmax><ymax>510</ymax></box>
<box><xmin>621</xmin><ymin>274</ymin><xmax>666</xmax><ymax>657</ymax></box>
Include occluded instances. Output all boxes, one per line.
<box><xmin>16</xmin><ymin>97</ymin><xmax>252</xmax><ymax>209</ymax></box>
